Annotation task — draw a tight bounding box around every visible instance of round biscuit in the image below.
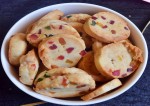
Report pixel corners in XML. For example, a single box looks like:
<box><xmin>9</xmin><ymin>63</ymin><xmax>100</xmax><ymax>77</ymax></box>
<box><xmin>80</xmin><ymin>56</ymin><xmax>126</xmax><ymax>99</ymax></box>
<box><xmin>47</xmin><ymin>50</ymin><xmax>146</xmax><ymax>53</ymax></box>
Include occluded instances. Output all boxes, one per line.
<box><xmin>38</xmin><ymin>34</ymin><xmax>86</xmax><ymax>69</ymax></box>
<box><xmin>84</xmin><ymin>12</ymin><xmax>130</xmax><ymax>43</ymax></box>
<box><xmin>94</xmin><ymin>41</ymin><xmax>143</xmax><ymax>79</ymax></box>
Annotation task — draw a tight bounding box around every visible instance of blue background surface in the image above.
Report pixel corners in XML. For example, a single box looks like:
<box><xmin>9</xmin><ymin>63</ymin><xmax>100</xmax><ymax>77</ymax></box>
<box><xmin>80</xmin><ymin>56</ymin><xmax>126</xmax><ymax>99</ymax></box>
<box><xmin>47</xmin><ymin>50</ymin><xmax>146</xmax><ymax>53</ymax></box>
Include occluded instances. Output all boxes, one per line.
<box><xmin>0</xmin><ymin>0</ymin><xmax>150</xmax><ymax>106</ymax></box>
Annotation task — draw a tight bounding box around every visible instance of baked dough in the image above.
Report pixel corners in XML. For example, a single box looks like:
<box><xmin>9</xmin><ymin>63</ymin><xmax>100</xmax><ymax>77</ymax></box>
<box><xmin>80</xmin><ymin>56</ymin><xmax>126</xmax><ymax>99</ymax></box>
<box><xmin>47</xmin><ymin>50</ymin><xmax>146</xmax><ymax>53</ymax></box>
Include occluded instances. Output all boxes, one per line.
<box><xmin>34</xmin><ymin>67</ymin><xmax>95</xmax><ymax>98</ymax></box>
<box><xmin>84</xmin><ymin>12</ymin><xmax>130</xmax><ymax>43</ymax></box>
<box><xmin>8</xmin><ymin>33</ymin><xmax>27</xmax><ymax>66</ymax></box>
<box><xmin>19</xmin><ymin>49</ymin><xmax>39</xmax><ymax>85</ymax></box>
<box><xmin>94</xmin><ymin>41</ymin><xmax>143</xmax><ymax>79</ymax></box>
<box><xmin>38</xmin><ymin>34</ymin><xmax>86</xmax><ymax>69</ymax></box>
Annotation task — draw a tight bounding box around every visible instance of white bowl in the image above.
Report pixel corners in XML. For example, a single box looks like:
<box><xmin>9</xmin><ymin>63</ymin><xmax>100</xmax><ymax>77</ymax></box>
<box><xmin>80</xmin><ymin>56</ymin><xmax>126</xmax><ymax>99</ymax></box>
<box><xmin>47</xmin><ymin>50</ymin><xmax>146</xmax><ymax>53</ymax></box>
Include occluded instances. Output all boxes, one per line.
<box><xmin>1</xmin><ymin>3</ymin><xmax>148</xmax><ymax>105</ymax></box>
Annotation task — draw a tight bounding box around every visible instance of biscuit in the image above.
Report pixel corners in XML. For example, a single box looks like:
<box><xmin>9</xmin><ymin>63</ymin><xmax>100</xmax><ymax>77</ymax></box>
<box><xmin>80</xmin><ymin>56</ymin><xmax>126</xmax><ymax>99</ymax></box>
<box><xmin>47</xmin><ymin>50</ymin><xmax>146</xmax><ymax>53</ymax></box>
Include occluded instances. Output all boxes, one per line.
<box><xmin>34</xmin><ymin>67</ymin><xmax>95</xmax><ymax>98</ymax></box>
<box><xmin>69</xmin><ymin>22</ymin><xmax>93</xmax><ymax>49</ymax></box>
<box><xmin>19</xmin><ymin>49</ymin><xmax>39</xmax><ymax>85</ymax></box>
<box><xmin>78</xmin><ymin>51</ymin><xmax>107</xmax><ymax>82</ymax></box>
<box><xmin>94</xmin><ymin>41</ymin><xmax>143</xmax><ymax>79</ymax></box>
<box><xmin>8</xmin><ymin>33</ymin><xmax>27</xmax><ymax>66</ymax></box>
<box><xmin>27</xmin><ymin>20</ymin><xmax>80</xmax><ymax>47</ymax></box>
<box><xmin>26</xmin><ymin>10</ymin><xmax>64</xmax><ymax>34</ymax></box>
<box><xmin>81</xmin><ymin>79</ymin><xmax>122</xmax><ymax>101</ymax></box>
<box><xmin>61</xmin><ymin>13</ymin><xmax>91</xmax><ymax>23</ymax></box>
<box><xmin>38</xmin><ymin>34</ymin><xmax>86</xmax><ymax>69</ymax></box>
<box><xmin>84</xmin><ymin>12</ymin><xmax>130</xmax><ymax>43</ymax></box>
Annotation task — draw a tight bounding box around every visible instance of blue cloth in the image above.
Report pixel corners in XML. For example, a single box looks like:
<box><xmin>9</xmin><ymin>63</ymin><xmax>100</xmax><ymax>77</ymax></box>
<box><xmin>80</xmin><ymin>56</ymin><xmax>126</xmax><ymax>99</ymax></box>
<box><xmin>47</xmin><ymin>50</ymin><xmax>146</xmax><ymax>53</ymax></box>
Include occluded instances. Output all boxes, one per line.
<box><xmin>0</xmin><ymin>0</ymin><xmax>150</xmax><ymax>106</ymax></box>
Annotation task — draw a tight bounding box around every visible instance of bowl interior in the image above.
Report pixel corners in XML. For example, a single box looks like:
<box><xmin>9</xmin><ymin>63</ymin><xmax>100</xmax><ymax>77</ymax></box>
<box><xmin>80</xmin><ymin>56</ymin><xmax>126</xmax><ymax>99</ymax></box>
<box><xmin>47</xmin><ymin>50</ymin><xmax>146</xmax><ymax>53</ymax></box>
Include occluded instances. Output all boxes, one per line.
<box><xmin>1</xmin><ymin>3</ymin><xmax>148</xmax><ymax>105</ymax></box>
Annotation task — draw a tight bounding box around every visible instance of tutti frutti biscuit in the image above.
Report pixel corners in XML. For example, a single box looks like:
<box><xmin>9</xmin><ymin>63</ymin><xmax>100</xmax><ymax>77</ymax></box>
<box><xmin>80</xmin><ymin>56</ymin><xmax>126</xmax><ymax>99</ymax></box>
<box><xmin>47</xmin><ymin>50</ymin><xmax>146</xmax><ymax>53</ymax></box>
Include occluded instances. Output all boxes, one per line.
<box><xmin>34</xmin><ymin>67</ymin><xmax>95</xmax><ymax>98</ymax></box>
<box><xmin>8</xmin><ymin>33</ymin><xmax>27</xmax><ymax>66</ymax></box>
<box><xmin>27</xmin><ymin>20</ymin><xmax>80</xmax><ymax>47</ymax></box>
<box><xmin>38</xmin><ymin>34</ymin><xmax>86</xmax><ymax>69</ymax></box>
<box><xmin>19</xmin><ymin>49</ymin><xmax>39</xmax><ymax>85</ymax></box>
<box><xmin>94</xmin><ymin>41</ymin><xmax>143</xmax><ymax>79</ymax></box>
<box><xmin>84</xmin><ymin>12</ymin><xmax>130</xmax><ymax>43</ymax></box>
<box><xmin>26</xmin><ymin>10</ymin><xmax>64</xmax><ymax>34</ymax></box>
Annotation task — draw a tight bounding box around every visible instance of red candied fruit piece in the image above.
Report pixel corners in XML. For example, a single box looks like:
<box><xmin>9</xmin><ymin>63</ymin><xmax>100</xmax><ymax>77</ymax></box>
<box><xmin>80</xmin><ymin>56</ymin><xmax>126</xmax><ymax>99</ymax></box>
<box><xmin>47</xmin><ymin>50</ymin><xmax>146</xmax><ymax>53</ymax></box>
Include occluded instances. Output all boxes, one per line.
<box><xmin>38</xmin><ymin>29</ymin><xmax>42</xmax><ymax>34</ymax></box>
<box><xmin>29</xmin><ymin>34</ymin><xmax>38</xmax><ymax>40</ymax></box>
<box><xmin>59</xmin><ymin>25</ymin><xmax>63</xmax><ymax>29</ymax></box>
<box><xmin>59</xmin><ymin>38</ymin><xmax>66</xmax><ymax>45</ymax></box>
<box><xmin>49</xmin><ymin>44</ymin><xmax>57</xmax><ymax>50</ymax></box>
<box><xmin>31</xmin><ymin>64</ymin><xmax>36</xmax><ymax>70</ymax></box>
<box><xmin>109</xmin><ymin>20</ymin><xmax>115</xmax><ymax>24</ymax></box>
<box><xmin>92</xmin><ymin>16</ymin><xmax>97</xmax><ymax>20</ymax></box>
<box><xmin>111</xmin><ymin>30</ymin><xmax>116</xmax><ymax>34</ymax></box>
<box><xmin>66</xmin><ymin>47</ymin><xmax>74</xmax><ymax>53</ymax></box>
<box><xmin>79</xmin><ymin>50</ymin><xmax>86</xmax><ymax>56</ymax></box>
<box><xmin>102</xmin><ymin>25</ymin><xmax>108</xmax><ymax>28</ymax></box>
<box><xmin>57</xmin><ymin>55</ymin><xmax>64</xmax><ymax>60</ymax></box>
<box><xmin>101</xmin><ymin>16</ymin><xmax>106</xmax><ymax>20</ymax></box>
<box><xmin>62</xmin><ymin>77</ymin><xmax>68</xmax><ymax>86</ymax></box>
<box><xmin>112</xmin><ymin>70</ymin><xmax>120</xmax><ymax>76</ymax></box>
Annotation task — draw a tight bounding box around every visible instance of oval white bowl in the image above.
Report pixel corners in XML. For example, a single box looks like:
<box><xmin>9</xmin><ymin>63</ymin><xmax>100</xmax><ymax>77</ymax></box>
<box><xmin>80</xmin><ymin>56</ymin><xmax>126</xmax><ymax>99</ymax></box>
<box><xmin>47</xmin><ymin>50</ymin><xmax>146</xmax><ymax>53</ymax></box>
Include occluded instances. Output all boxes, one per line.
<box><xmin>1</xmin><ymin>3</ymin><xmax>148</xmax><ymax>105</ymax></box>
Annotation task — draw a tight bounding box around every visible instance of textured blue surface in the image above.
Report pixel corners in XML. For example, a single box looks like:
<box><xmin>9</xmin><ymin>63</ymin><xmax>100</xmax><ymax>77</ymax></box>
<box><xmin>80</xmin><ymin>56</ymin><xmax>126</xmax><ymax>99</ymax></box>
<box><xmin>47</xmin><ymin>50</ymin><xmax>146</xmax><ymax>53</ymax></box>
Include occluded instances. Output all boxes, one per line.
<box><xmin>0</xmin><ymin>0</ymin><xmax>150</xmax><ymax>106</ymax></box>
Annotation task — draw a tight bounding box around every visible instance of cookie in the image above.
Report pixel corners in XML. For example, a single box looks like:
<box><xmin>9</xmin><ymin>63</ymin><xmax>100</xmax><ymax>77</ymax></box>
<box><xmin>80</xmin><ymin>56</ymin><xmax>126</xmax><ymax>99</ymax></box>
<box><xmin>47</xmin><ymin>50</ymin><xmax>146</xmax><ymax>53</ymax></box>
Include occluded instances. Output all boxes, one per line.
<box><xmin>69</xmin><ymin>22</ymin><xmax>93</xmax><ymax>49</ymax></box>
<box><xmin>8</xmin><ymin>33</ymin><xmax>27</xmax><ymax>66</ymax></box>
<box><xmin>81</xmin><ymin>79</ymin><xmax>122</xmax><ymax>101</ymax></box>
<box><xmin>38</xmin><ymin>34</ymin><xmax>86</xmax><ymax>69</ymax></box>
<box><xmin>78</xmin><ymin>51</ymin><xmax>107</xmax><ymax>82</ymax></box>
<box><xmin>61</xmin><ymin>13</ymin><xmax>91</xmax><ymax>23</ymax></box>
<box><xmin>19</xmin><ymin>49</ymin><xmax>39</xmax><ymax>85</ymax></box>
<box><xmin>26</xmin><ymin>10</ymin><xmax>64</xmax><ymax>34</ymax></box>
<box><xmin>94</xmin><ymin>41</ymin><xmax>143</xmax><ymax>79</ymax></box>
<box><xmin>27</xmin><ymin>20</ymin><xmax>80</xmax><ymax>47</ymax></box>
<box><xmin>34</xmin><ymin>67</ymin><xmax>95</xmax><ymax>98</ymax></box>
<box><xmin>84</xmin><ymin>12</ymin><xmax>130</xmax><ymax>43</ymax></box>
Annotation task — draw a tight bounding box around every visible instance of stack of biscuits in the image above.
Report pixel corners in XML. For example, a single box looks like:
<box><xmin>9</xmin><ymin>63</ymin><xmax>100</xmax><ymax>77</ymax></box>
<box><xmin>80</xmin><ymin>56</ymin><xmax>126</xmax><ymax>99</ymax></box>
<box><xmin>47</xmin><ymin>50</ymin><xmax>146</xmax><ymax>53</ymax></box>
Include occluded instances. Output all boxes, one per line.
<box><xmin>8</xmin><ymin>10</ymin><xmax>143</xmax><ymax>100</ymax></box>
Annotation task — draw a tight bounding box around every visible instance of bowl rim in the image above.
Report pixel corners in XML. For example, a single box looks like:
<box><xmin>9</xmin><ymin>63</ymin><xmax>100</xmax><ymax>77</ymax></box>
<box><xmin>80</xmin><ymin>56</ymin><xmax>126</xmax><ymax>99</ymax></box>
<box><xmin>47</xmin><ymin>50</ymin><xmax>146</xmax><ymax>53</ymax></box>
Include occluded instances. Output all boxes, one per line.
<box><xmin>1</xmin><ymin>3</ymin><xmax>148</xmax><ymax>105</ymax></box>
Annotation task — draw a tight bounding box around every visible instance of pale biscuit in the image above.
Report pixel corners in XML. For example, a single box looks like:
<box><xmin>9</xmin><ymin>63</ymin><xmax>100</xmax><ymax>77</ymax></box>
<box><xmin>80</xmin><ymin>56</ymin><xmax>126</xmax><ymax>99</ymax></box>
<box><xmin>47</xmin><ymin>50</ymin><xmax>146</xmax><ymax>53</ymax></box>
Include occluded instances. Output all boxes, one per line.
<box><xmin>84</xmin><ymin>12</ymin><xmax>130</xmax><ymax>43</ymax></box>
<box><xmin>69</xmin><ymin>22</ymin><xmax>93</xmax><ymax>49</ymax></box>
<box><xmin>34</xmin><ymin>67</ymin><xmax>95</xmax><ymax>98</ymax></box>
<box><xmin>61</xmin><ymin>13</ymin><xmax>91</xmax><ymax>23</ymax></box>
<box><xmin>26</xmin><ymin>10</ymin><xmax>64</xmax><ymax>34</ymax></box>
<box><xmin>78</xmin><ymin>51</ymin><xmax>107</xmax><ymax>82</ymax></box>
<box><xmin>94</xmin><ymin>41</ymin><xmax>143</xmax><ymax>79</ymax></box>
<box><xmin>27</xmin><ymin>20</ymin><xmax>80</xmax><ymax>47</ymax></box>
<box><xmin>19</xmin><ymin>49</ymin><xmax>39</xmax><ymax>85</ymax></box>
<box><xmin>38</xmin><ymin>34</ymin><xmax>86</xmax><ymax>69</ymax></box>
<box><xmin>8</xmin><ymin>33</ymin><xmax>27</xmax><ymax>66</ymax></box>
<box><xmin>81</xmin><ymin>79</ymin><xmax>122</xmax><ymax>101</ymax></box>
